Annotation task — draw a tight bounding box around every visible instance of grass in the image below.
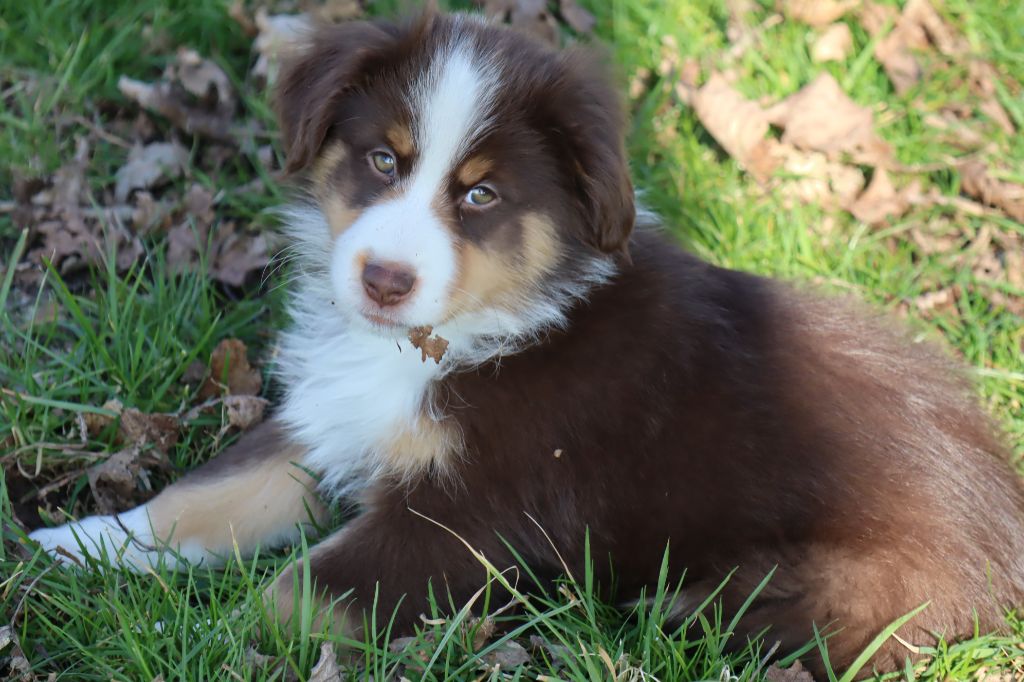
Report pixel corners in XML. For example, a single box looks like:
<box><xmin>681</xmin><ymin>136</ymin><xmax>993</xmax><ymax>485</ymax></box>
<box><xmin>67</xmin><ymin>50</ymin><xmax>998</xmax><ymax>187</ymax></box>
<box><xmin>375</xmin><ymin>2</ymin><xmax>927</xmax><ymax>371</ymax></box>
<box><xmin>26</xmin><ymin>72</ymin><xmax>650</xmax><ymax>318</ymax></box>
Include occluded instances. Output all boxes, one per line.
<box><xmin>2</xmin><ymin>0</ymin><xmax>1023</xmax><ymax>679</ymax></box>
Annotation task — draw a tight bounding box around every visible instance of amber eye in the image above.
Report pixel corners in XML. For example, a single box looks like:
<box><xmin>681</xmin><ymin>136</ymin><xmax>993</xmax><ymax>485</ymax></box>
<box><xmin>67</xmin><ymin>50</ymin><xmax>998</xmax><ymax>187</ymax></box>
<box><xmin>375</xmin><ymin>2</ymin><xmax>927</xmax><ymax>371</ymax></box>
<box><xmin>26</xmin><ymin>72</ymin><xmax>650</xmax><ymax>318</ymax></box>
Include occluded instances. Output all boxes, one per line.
<box><xmin>465</xmin><ymin>185</ymin><xmax>497</xmax><ymax>207</ymax></box>
<box><xmin>369</xmin><ymin>150</ymin><xmax>396</xmax><ymax>176</ymax></box>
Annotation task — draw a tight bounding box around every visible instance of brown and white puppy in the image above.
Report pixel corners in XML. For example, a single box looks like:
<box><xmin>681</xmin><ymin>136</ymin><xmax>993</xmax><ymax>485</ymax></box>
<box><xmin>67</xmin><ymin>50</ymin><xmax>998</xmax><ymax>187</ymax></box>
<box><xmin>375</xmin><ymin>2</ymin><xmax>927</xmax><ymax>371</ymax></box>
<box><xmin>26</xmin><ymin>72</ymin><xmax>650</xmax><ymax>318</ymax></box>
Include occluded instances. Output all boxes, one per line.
<box><xmin>29</xmin><ymin>11</ymin><xmax>1024</xmax><ymax>676</ymax></box>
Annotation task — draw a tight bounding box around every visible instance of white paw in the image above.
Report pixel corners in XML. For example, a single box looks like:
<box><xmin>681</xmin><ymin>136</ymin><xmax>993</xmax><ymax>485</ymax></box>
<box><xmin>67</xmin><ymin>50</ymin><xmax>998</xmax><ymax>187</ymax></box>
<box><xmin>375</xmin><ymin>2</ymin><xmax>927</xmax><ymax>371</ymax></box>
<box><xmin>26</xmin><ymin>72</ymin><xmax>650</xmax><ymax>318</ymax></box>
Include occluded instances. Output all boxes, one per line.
<box><xmin>28</xmin><ymin>507</ymin><xmax>170</xmax><ymax>571</ymax></box>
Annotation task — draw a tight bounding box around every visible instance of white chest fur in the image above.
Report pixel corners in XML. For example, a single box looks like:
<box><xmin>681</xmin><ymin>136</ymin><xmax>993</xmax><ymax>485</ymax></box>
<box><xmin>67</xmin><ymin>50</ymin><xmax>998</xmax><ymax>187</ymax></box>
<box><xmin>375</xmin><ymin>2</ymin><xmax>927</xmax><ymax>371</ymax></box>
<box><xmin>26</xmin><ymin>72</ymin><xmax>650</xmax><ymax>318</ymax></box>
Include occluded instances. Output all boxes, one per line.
<box><xmin>277</xmin><ymin>308</ymin><xmax>445</xmax><ymax>498</ymax></box>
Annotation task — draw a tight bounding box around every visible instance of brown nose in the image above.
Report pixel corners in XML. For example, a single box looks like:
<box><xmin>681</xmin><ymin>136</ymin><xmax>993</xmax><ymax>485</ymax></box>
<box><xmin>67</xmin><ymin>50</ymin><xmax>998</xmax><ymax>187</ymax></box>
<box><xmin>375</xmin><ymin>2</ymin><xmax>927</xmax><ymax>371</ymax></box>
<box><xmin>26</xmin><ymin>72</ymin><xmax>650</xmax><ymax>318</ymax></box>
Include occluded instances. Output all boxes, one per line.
<box><xmin>361</xmin><ymin>262</ymin><xmax>416</xmax><ymax>307</ymax></box>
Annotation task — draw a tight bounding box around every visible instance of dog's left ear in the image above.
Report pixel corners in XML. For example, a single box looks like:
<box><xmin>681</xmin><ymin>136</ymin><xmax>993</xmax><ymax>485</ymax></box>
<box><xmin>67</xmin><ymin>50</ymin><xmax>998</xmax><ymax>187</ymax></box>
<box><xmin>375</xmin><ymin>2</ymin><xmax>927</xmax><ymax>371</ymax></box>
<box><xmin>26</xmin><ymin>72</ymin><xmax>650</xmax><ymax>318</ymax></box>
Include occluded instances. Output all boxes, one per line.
<box><xmin>547</xmin><ymin>49</ymin><xmax>635</xmax><ymax>258</ymax></box>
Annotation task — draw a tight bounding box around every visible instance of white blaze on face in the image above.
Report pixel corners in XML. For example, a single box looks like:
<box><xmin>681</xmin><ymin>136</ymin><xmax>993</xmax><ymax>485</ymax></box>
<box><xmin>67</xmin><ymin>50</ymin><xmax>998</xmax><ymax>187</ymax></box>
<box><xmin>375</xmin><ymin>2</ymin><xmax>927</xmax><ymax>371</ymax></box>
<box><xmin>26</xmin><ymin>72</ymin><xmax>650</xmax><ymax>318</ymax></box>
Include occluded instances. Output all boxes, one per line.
<box><xmin>330</xmin><ymin>38</ymin><xmax>497</xmax><ymax>330</ymax></box>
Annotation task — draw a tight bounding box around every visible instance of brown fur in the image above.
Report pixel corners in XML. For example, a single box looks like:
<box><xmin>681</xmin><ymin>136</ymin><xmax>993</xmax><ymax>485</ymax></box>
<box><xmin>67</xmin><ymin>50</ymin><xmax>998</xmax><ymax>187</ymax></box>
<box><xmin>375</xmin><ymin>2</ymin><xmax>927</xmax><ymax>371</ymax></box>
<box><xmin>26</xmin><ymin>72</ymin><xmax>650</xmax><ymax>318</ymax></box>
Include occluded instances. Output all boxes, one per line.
<box><xmin>57</xmin><ymin>11</ymin><xmax>1023</xmax><ymax>679</ymax></box>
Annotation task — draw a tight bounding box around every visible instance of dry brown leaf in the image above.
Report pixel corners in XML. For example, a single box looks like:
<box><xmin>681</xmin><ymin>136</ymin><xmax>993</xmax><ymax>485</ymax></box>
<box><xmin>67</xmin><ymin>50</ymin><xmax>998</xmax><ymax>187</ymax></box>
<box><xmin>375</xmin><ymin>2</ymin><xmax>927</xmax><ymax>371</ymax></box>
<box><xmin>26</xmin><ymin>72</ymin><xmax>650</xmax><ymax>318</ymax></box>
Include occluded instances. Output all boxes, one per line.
<box><xmin>252</xmin><ymin>10</ymin><xmax>313</xmax><ymax>84</ymax></box>
<box><xmin>764</xmin><ymin>73</ymin><xmax>892</xmax><ymax>165</ymax></box>
<box><xmin>914</xmin><ymin>287</ymin><xmax>958</xmax><ymax>317</ymax></box>
<box><xmin>782</xmin><ymin>0</ymin><xmax>859</xmax><ymax>27</ymax></box>
<box><xmin>777</xmin><ymin>150</ymin><xmax>865</xmax><ymax>209</ymax></box>
<box><xmin>408</xmin><ymin>326</ymin><xmax>450</xmax><ymax>364</ymax></box>
<box><xmin>18</xmin><ymin>138</ymin><xmax>145</xmax><ymax>282</ymax></box>
<box><xmin>691</xmin><ymin>74</ymin><xmax>778</xmax><ymax>182</ymax></box>
<box><xmin>725</xmin><ymin>0</ymin><xmax>757</xmax><ymax>44</ymax></box>
<box><xmin>863</xmin><ymin>0</ymin><xmax>967</xmax><ymax>94</ymax></box>
<box><xmin>481</xmin><ymin>0</ymin><xmax>559</xmax><ymax>46</ymax></box>
<box><xmin>969</xmin><ymin>61</ymin><xmax>1017</xmax><ymax>135</ymax></box>
<box><xmin>482</xmin><ymin>640</ymin><xmax>530</xmax><ymax>669</ymax></box>
<box><xmin>764</xmin><ymin>74</ymin><xmax>890</xmax><ymax>161</ymax></box>
<box><xmin>118</xmin><ymin>49</ymin><xmax>238</xmax><ymax>144</ymax></box>
<box><xmin>959</xmin><ymin>161</ymin><xmax>1024</xmax><ymax>223</ymax></box>
<box><xmin>208</xmin><ymin>221</ymin><xmax>271</xmax><ymax>288</ymax></box>
<box><xmin>223</xmin><ymin>395</ymin><xmax>270</xmax><ymax>431</ymax></box>
<box><xmin>200</xmin><ymin>338</ymin><xmax>262</xmax><ymax>398</ymax></box>
<box><xmin>910</xmin><ymin>218</ymin><xmax>962</xmax><ymax>255</ymax></box>
<box><xmin>114</xmin><ymin>141</ymin><xmax>189</xmax><ymax>202</ymax></box>
<box><xmin>811</xmin><ymin>23</ymin><xmax>853</xmax><ymax>62</ymax></box>
<box><xmin>558</xmin><ymin>0</ymin><xmax>596</xmax><ymax>34</ymax></box>
<box><xmin>902</xmin><ymin>0</ymin><xmax>967</xmax><ymax>57</ymax></box>
<box><xmin>86</xmin><ymin>445</ymin><xmax>169</xmax><ymax>513</ymax></box>
<box><xmin>847</xmin><ymin>168</ymin><xmax>918</xmax><ymax>225</ymax></box>
<box><xmin>0</xmin><ymin>625</ymin><xmax>33</xmax><ymax>682</ymax></box>
<box><xmin>765</xmin><ymin>660</ymin><xmax>817</xmax><ymax>682</ymax></box>
<box><xmin>308</xmin><ymin>642</ymin><xmax>343</xmax><ymax>682</ymax></box>
<box><xmin>923</xmin><ymin>111</ymin><xmax>986</xmax><ymax>149</ymax></box>
<box><xmin>118</xmin><ymin>408</ymin><xmax>180</xmax><ymax>452</ymax></box>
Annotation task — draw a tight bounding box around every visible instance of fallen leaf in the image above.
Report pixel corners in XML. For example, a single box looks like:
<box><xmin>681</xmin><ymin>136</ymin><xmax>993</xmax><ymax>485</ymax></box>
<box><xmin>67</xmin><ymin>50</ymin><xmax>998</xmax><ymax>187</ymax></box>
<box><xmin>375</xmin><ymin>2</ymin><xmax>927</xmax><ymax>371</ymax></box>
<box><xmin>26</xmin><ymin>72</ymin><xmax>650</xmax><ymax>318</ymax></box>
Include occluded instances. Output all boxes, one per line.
<box><xmin>558</xmin><ymin>0</ymin><xmax>596</xmax><ymax>34</ymax></box>
<box><xmin>0</xmin><ymin>625</ymin><xmax>33</xmax><ymax>682</ymax></box>
<box><xmin>777</xmin><ymin>149</ymin><xmax>865</xmax><ymax>209</ymax></box>
<box><xmin>223</xmin><ymin>395</ymin><xmax>269</xmax><ymax>431</ymax></box>
<box><xmin>200</xmin><ymin>338</ymin><xmax>262</xmax><ymax>398</ymax></box>
<box><xmin>811</xmin><ymin>23</ymin><xmax>853</xmax><ymax>62</ymax></box>
<box><xmin>87</xmin><ymin>445</ymin><xmax>165</xmax><ymax>513</ymax></box>
<box><xmin>847</xmin><ymin>168</ymin><xmax>918</xmax><ymax>224</ymax></box>
<box><xmin>308</xmin><ymin>642</ymin><xmax>342</xmax><ymax>682</ymax></box>
<box><xmin>969</xmin><ymin>61</ymin><xmax>1017</xmax><ymax>135</ymax></box>
<box><xmin>118</xmin><ymin>407</ymin><xmax>180</xmax><ymax>453</ymax></box>
<box><xmin>914</xmin><ymin>287</ymin><xmax>958</xmax><ymax>317</ymax></box>
<box><xmin>782</xmin><ymin>0</ymin><xmax>859</xmax><ymax>27</ymax></box>
<box><xmin>923</xmin><ymin>111</ymin><xmax>986</xmax><ymax>149</ymax></box>
<box><xmin>468</xmin><ymin>615</ymin><xmax>497</xmax><ymax>651</ymax></box>
<box><xmin>959</xmin><ymin>161</ymin><xmax>1024</xmax><ymax>222</ymax></box>
<box><xmin>910</xmin><ymin>218</ymin><xmax>962</xmax><ymax>255</ymax></box>
<box><xmin>691</xmin><ymin>73</ymin><xmax>778</xmax><ymax>182</ymax></box>
<box><xmin>118</xmin><ymin>49</ymin><xmax>238</xmax><ymax>144</ymax></box>
<box><xmin>862</xmin><ymin>0</ymin><xmax>967</xmax><ymax>94</ymax></box>
<box><xmin>481</xmin><ymin>0</ymin><xmax>559</xmax><ymax>46</ymax></box>
<box><xmin>725</xmin><ymin>0</ymin><xmax>757</xmax><ymax>44</ymax></box>
<box><xmin>114</xmin><ymin>141</ymin><xmax>189</xmax><ymax>202</ymax></box>
<box><xmin>252</xmin><ymin>10</ymin><xmax>313</xmax><ymax>85</ymax></box>
<box><xmin>482</xmin><ymin>640</ymin><xmax>530</xmax><ymax>669</ymax></box>
<box><xmin>765</xmin><ymin>660</ymin><xmax>817</xmax><ymax>682</ymax></box>
<box><xmin>764</xmin><ymin>73</ymin><xmax>891</xmax><ymax>165</ymax></box>
<box><xmin>408</xmin><ymin>326</ymin><xmax>450</xmax><ymax>364</ymax></box>
<box><xmin>208</xmin><ymin>221</ymin><xmax>270</xmax><ymax>288</ymax></box>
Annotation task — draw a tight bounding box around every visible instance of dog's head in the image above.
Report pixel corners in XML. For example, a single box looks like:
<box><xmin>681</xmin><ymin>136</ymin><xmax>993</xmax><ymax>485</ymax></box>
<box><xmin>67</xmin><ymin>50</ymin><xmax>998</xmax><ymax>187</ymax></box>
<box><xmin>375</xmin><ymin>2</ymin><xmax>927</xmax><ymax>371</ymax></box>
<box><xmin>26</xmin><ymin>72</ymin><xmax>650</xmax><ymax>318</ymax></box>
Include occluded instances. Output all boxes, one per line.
<box><xmin>277</xmin><ymin>12</ymin><xmax>633</xmax><ymax>354</ymax></box>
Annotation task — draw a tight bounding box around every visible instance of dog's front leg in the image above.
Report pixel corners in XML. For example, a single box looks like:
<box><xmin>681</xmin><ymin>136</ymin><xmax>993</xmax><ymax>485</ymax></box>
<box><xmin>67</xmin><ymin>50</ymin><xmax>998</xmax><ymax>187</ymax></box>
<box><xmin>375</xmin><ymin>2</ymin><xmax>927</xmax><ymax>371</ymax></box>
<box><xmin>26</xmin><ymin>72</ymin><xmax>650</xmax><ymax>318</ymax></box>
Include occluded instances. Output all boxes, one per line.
<box><xmin>265</xmin><ymin>499</ymin><xmax>496</xmax><ymax>638</ymax></box>
<box><xmin>28</xmin><ymin>419</ymin><xmax>328</xmax><ymax>570</ymax></box>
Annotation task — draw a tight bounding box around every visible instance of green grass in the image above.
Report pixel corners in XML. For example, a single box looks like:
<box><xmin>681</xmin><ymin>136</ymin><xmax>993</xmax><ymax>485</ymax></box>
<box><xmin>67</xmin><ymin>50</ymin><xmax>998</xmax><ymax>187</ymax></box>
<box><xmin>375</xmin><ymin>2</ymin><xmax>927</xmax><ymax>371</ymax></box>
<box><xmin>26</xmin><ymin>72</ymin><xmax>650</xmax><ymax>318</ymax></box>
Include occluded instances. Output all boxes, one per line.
<box><xmin>2</xmin><ymin>0</ymin><xmax>1023</xmax><ymax>679</ymax></box>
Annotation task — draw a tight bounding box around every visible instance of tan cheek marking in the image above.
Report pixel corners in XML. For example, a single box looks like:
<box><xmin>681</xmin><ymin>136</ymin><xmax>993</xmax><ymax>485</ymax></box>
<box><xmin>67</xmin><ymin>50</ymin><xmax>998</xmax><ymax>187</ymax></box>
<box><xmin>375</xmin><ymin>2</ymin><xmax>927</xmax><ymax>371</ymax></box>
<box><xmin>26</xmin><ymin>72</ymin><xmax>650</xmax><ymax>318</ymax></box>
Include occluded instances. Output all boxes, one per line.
<box><xmin>448</xmin><ymin>212</ymin><xmax>562</xmax><ymax>316</ymax></box>
<box><xmin>310</xmin><ymin>141</ymin><xmax>348</xmax><ymax>197</ymax></box>
<box><xmin>146</xmin><ymin>443</ymin><xmax>327</xmax><ymax>556</ymax></box>
<box><xmin>519</xmin><ymin>212</ymin><xmax>561</xmax><ymax>280</ymax></box>
<box><xmin>324</xmin><ymin>193</ymin><xmax>362</xmax><ymax>238</ymax></box>
<box><xmin>386</xmin><ymin>124</ymin><xmax>414</xmax><ymax>158</ymax></box>
<box><xmin>378</xmin><ymin>414</ymin><xmax>461</xmax><ymax>483</ymax></box>
<box><xmin>457</xmin><ymin>157</ymin><xmax>493</xmax><ymax>187</ymax></box>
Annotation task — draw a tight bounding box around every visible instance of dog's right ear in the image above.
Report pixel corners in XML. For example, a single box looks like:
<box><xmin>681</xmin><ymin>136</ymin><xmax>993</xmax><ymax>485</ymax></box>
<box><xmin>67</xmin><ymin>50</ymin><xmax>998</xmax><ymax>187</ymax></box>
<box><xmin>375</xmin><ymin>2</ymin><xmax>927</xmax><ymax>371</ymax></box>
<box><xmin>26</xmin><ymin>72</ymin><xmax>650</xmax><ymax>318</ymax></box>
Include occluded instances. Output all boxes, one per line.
<box><xmin>275</xmin><ymin>21</ymin><xmax>398</xmax><ymax>173</ymax></box>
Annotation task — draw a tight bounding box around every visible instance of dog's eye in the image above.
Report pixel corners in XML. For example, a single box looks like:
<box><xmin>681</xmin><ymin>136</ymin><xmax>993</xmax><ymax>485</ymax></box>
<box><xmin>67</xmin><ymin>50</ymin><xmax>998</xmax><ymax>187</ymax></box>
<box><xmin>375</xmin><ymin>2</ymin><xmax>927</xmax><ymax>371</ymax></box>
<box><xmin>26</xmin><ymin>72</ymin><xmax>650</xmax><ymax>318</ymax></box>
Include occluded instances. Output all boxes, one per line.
<box><xmin>465</xmin><ymin>185</ymin><xmax>497</xmax><ymax>207</ymax></box>
<box><xmin>369</xmin><ymin>151</ymin><xmax>396</xmax><ymax>176</ymax></box>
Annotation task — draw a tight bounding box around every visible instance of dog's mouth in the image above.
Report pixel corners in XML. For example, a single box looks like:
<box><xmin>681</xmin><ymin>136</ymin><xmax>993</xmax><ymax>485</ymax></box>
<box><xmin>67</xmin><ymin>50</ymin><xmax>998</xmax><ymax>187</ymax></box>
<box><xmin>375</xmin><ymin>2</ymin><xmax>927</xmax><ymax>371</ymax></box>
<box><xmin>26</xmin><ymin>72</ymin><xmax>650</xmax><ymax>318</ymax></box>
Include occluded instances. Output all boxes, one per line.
<box><xmin>361</xmin><ymin>310</ymin><xmax>403</xmax><ymax>330</ymax></box>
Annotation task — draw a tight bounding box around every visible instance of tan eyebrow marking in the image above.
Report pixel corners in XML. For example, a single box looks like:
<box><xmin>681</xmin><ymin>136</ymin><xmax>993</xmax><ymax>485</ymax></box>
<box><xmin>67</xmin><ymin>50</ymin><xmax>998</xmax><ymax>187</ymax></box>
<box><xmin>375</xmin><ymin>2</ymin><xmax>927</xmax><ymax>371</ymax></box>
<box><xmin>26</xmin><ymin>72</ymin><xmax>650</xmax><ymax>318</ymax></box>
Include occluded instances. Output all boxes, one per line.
<box><xmin>457</xmin><ymin>156</ymin><xmax>493</xmax><ymax>187</ymax></box>
<box><xmin>386</xmin><ymin>124</ymin><xmax>414</xmax><ymax>158</ymax></box>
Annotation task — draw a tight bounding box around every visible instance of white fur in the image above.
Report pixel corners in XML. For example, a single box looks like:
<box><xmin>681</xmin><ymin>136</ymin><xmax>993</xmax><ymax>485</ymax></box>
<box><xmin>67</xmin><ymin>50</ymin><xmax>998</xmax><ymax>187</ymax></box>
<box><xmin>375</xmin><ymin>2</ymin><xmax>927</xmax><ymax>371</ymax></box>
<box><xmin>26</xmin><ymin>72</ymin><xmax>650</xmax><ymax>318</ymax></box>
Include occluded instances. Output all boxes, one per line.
<box><xmin>27</xmin><ymin>506</ymin><xmax>212</xmax><ymax>570</ymax></box>
<box><xmin>329</xmin><ymin>41</ymin><xmax>497</xmax><ymax>333</ymax></box>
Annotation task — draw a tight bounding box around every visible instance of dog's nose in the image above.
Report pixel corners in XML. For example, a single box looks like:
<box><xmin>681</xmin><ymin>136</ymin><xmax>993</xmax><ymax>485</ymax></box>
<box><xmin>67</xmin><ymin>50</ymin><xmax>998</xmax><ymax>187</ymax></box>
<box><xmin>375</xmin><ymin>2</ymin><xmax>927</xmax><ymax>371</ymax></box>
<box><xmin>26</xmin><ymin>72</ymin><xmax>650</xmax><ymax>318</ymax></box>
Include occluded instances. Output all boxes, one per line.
<box><xmin>361</xmin><ymin>262</ymin><xmax>416</xmax><ymax>307</ymax></box>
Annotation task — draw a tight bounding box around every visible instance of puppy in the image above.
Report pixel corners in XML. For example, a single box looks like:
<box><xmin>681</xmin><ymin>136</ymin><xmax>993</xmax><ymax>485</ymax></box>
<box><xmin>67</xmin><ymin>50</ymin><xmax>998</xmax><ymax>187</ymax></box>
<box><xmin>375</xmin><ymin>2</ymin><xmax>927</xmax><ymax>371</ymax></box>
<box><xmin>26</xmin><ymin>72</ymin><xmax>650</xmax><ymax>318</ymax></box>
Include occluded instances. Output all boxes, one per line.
<box><xmin>30</xmin><ymin>11</ymin><xmax>1024</xmax><ymax>676</ymax></box>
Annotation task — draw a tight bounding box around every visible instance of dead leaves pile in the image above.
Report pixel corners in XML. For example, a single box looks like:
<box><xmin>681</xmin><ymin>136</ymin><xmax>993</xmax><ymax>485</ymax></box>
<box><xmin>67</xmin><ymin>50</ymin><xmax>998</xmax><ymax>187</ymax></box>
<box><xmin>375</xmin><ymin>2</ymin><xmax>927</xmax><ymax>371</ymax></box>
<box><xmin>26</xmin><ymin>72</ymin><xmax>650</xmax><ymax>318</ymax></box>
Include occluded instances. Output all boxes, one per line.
<box><xmin>672</xmin><ymin>0</ymin><xmax>1022</xmax><ymax>318</ymax></box>
<box><xmin>10</xmin><ymin>20</ymin><xmax>284</xmax><ymax>292</ymax></box>
<box><xmin>475</xmin><ymin>0</ymin><xmax>595</xmax><ymax>46</ymax></box>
